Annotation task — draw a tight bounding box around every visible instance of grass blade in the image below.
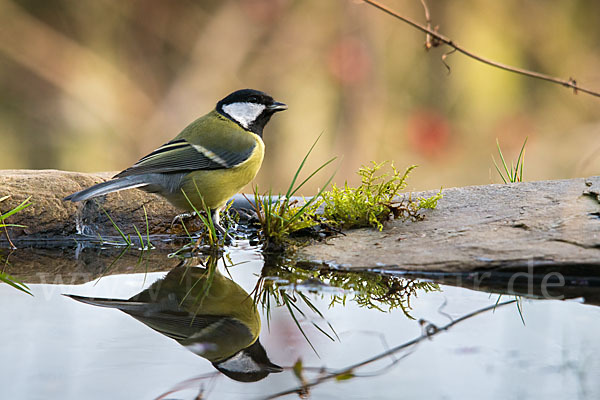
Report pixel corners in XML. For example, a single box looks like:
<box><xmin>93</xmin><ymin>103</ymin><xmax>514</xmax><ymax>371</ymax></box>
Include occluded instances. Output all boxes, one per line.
<box><xmin>516</xmin><ymin>137</ymin><xmax>527</xmax><ymax>182</ymax></box>
<box><xmin>283</xmin><ymin>291</ymin><xmax>319</xmax><ymax>356</ymax></box>
<box><xmin>143</xmin><ymin>204</ymin><xmax>152</xmax><ymax>249</ymax></box>
<box><xmin>0</xmin><ymin>272</ymin><xmax>33</xmax><ymax>296</ymax></box>
<box><xmin>286</xmin><ymin>132</ymin><xmax>324</xmax><ymax>199</ymax></box>
<box><xmin>0</xmin><ymin>196</ymin><xmax>32</xmax><ymax>221</ymax></box>
<box><xmin>496</xmin><ymin>139</ymin><xmax>511</xmax><ymax>180</ymax></box>
<box><xmin>289</xmin><ymin>157</ymin><xmax>337</xmax><ymax>198</ymax></box>
<box><xmin>101</xmin><ymin>207</ymin><xmax>131</xmax><ymax>245</ymax></box>
<box><xmin>133</xmin><ymin>224</ymin><xmax>144</xmax><ymax>248</ymax></box>
<box><xmin>493</xmin><ymin>138</ymin><xmax>527</xmax><ymax>184</ymax></box>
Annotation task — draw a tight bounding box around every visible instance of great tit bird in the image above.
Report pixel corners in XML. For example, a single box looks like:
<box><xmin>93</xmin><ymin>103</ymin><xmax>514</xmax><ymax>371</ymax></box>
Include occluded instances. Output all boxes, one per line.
<box><xmin>65</xmin><ymin>260</ymin><xmax>282</xmax><ymax>382</ymax></box>
<box><xmin>64</xmin><ymin>89</ymin><xmax>287</xmax><ymax>234</ymax></box>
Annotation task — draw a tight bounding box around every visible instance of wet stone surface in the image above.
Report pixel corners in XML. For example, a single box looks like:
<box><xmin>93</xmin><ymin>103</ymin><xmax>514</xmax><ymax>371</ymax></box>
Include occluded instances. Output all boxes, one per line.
<box><xmin>300</xmin><ymin>176</ymin><xmax>600</xmax><ymax>273</ymax></box>
<box><xmin>0</xmin><ymin>169</ymin><xmax>184</xmax><ymax>239</ymax></box>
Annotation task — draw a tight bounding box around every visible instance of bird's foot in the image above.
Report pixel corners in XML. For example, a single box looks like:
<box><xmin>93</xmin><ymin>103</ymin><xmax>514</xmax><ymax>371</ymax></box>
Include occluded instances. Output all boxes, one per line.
<box><xmin>212</xmin><ymin>216</ymin><xmax>234</xmax><ymax>245</ymax></box>
<box><xmin>171</xmin><ymin>211</ymin><xmax>197</xmax><ymax>228</ymax></box>
<box><xmin>172</xmin><ymin>210</ymin><xmax>234</xmax><ymax>245</ymax></box>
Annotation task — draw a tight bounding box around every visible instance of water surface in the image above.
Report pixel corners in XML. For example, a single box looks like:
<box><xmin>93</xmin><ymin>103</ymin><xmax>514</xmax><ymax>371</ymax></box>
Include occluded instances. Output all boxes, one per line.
<box><xmin>1</xmin><ymin>242</ymin><xmax>599</xmax><ymax>399</ymax></box>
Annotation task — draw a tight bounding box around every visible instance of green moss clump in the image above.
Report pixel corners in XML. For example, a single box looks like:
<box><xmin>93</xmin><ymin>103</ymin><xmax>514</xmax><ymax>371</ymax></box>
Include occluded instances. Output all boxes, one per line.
<box><xmin>321</xmin><ymin>162</ymin><xmax>442</xmax><ymax>231</ymax></box>
<box><xmin>251</xmin><ymin>161</ymin><xmax>442</xmax><ymax>251</ymax></box>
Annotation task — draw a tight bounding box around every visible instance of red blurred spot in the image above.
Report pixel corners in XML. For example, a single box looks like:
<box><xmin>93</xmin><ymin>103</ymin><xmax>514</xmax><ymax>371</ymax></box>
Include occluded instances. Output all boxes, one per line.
<box><xmin>327</xmin><ymin>37</ymin><xmax>371</xmax><ymax>85</ymax></box>
<box><xmin>406</xmin><ymin>109</ymin><xmax>451</xmax><ymax>159</ymax></box>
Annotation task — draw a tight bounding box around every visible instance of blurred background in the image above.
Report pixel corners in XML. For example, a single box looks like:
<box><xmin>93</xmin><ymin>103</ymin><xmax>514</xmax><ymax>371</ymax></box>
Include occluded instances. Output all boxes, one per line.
<box><xmin>0</xmin><ymin>0</ymin><xmax>599</xmax><ymax>193</ymax></box>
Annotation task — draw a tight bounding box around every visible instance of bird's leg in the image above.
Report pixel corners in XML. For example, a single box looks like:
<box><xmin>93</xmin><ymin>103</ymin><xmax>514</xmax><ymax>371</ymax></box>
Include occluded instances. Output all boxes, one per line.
<box><xmin>210</xmin><ymin>208</ymin><xmax>225</xmax><ymax>235</ymax></box>
<box><xmin>211</xmin><ymin>207</ymin><xmax>233</xmax><ymax>244</ymax></box>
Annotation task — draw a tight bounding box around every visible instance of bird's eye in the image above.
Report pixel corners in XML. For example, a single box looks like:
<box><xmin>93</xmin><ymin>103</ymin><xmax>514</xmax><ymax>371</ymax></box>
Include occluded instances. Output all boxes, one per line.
<box><xmin>248</xmin><ymin>96</ymin><xmax>258</xmax><ymax>102</ymax></box>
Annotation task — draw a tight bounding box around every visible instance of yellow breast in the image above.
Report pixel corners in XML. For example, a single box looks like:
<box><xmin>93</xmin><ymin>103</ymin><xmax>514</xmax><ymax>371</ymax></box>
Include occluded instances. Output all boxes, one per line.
<box><xmin>174</xmin><ymin>133</ymin><xmax>265</xmax><ymax>211</ymax></box>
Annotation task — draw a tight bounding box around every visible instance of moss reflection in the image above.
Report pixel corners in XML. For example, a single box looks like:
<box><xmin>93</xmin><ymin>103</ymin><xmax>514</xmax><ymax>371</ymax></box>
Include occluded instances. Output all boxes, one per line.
<box><xmin>251</xmin><ymin>254</ymin><xmax>440</xmax><ymax>356</ymax></box>
<box><xmin>258</xmin><ymin>256</ymin><xmax>440</xmax><ymax>319</ymax></box>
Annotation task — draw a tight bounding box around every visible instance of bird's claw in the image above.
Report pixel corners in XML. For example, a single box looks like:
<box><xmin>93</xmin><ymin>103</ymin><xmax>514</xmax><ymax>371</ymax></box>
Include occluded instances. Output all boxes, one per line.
<box><xmin>213</xmin><ymin>220</ymin><xmax>234</xmax><ymax>245</ymax></box>
<box><xmin>171</xmin><ymin>212</ymin><xmax>197</xmax><ymax>228</ymax></box>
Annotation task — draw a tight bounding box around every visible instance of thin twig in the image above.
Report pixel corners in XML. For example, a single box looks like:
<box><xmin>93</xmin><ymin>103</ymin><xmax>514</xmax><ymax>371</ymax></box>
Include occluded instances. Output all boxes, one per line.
<box><xmin>2</xmin><ymin>223</ymin><xmax>15</xmax><ymax>249</ymax></box>
<box><xmin>418</xmin><ymin>0</ymin><xmax>433</xmax><ymax>50</ymax></box>
<box><xmin>263</xmin><ymin>299</ymin><xmax>516</xmax><ymax>399</ymax></box>
<box><xmin>361</xmin><ymin>0</ymin><xmax>600</xmax><ymax>98</ymax></box>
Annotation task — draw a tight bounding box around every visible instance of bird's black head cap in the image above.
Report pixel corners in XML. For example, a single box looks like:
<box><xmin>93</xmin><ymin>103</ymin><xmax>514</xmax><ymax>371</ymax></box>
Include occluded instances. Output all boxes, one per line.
<box><xmin>217</xmin><ymin>89</ymin><xmax>287</xmax><ymax>136</ymax></box>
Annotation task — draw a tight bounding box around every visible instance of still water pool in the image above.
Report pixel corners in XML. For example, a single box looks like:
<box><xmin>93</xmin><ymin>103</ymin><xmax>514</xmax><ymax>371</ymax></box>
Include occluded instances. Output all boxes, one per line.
<box><xmin>1</xmin><ymin>242</ymin><xmax>599</xmax><ymax>399</ymax></box>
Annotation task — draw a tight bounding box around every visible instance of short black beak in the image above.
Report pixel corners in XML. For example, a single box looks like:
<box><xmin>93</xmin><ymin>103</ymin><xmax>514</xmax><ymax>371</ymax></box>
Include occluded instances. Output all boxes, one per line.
<box><xmin>264</xmin><ymin>362</ymin><xmax>284</xmax><ymax>373</ymax></box>
<box><xmin>267</xmin><ymin>101</ymin><xmax>288</xmax><ymax>112</ymax></box>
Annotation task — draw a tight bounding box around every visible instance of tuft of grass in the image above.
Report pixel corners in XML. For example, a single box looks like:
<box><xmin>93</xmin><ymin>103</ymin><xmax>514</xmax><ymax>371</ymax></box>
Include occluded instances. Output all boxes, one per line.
<box><xmin>250</xmin><ymin>189</ymin><xmax>326</xmax><ymax>250</ymax></box>
<box><xmin>101</xmin><ymin>206</ymin><xmax>133</xmax><ymax>246</ymax></box>
<box><xmin>90</xmin><ymin>205</ymin><xmax>157</xmax><ymax>284</ymax></box>
<box><xmin>492</xmin><ymin>137</ymin><xmax>527</xmax><ymax>183</ymax></box>
<box><xmin>99</xmin><ymin>204</ymin><xmax>153</xmax><ymax>249</ymax></box>
<box><xmin>0</xmin><ymin>195</ymin><xmax>33</xmax><ymax>295</ymax></box>
<box><xmin>254</xmin><ymin>274</ymin><xmax>337</xmax><ymax>356</ymax></box>
<box><xmin>1</xmin><ymin>195</ymin><xmax>32</xmax><ymax>248</ymax></box>
<box><xmin>179</xmin><ymin>186</ymin><xmax>221</xmax><ymax>249</ymax></box>
<box><xmin>321</xmin><ymin>162</ymin><xmax>442</xmax><ymax>231</ymax></box>
<box><xmin>250</xmin><ymin>134</ymin><xmax>336</xmax><ymax>250</ymax></box>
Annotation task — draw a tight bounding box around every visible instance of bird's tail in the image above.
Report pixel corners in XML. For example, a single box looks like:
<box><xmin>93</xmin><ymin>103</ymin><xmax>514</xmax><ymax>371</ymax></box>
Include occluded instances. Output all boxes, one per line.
<box><xmin>64</xmin><ymin>294</ymin><xmax>143</xmax><ymax>311</ymax></box>
<box><xmin>64</xmin><ymin>176</ymin><xmax>148</xmax><ymax>202</ymax></box>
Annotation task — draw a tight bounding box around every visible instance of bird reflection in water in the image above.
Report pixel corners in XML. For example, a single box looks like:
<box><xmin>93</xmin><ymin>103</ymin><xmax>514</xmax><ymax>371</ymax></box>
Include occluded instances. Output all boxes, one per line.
<box><xmin>66</xmin><ymin>256</ymin><xmax>282</xmax><ymax>382</ymax></box>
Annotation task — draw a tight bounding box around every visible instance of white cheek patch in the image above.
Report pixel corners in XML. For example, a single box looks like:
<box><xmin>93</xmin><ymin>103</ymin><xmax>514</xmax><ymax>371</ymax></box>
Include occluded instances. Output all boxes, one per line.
<box><xmin>223</xmin><ymin>102</ymin><xmax>266</xmax><ymax>129</ymax></box>
<box><xmin>217</xmin><ymin>351</ymin><xmax>261</xmax><ymax>373</ymax></box>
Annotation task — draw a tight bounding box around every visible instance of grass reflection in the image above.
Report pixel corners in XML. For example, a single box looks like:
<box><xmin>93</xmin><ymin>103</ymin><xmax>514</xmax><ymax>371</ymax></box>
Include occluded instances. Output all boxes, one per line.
<box><xmin>257</xmin><ymin>255</ymin><xmax>440</xmax><ymax>318</ymax></box>
<box><xmin>252</xmin><ymin>253</ymin><xmax>440</xmax><ymax>356</ymax></box>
